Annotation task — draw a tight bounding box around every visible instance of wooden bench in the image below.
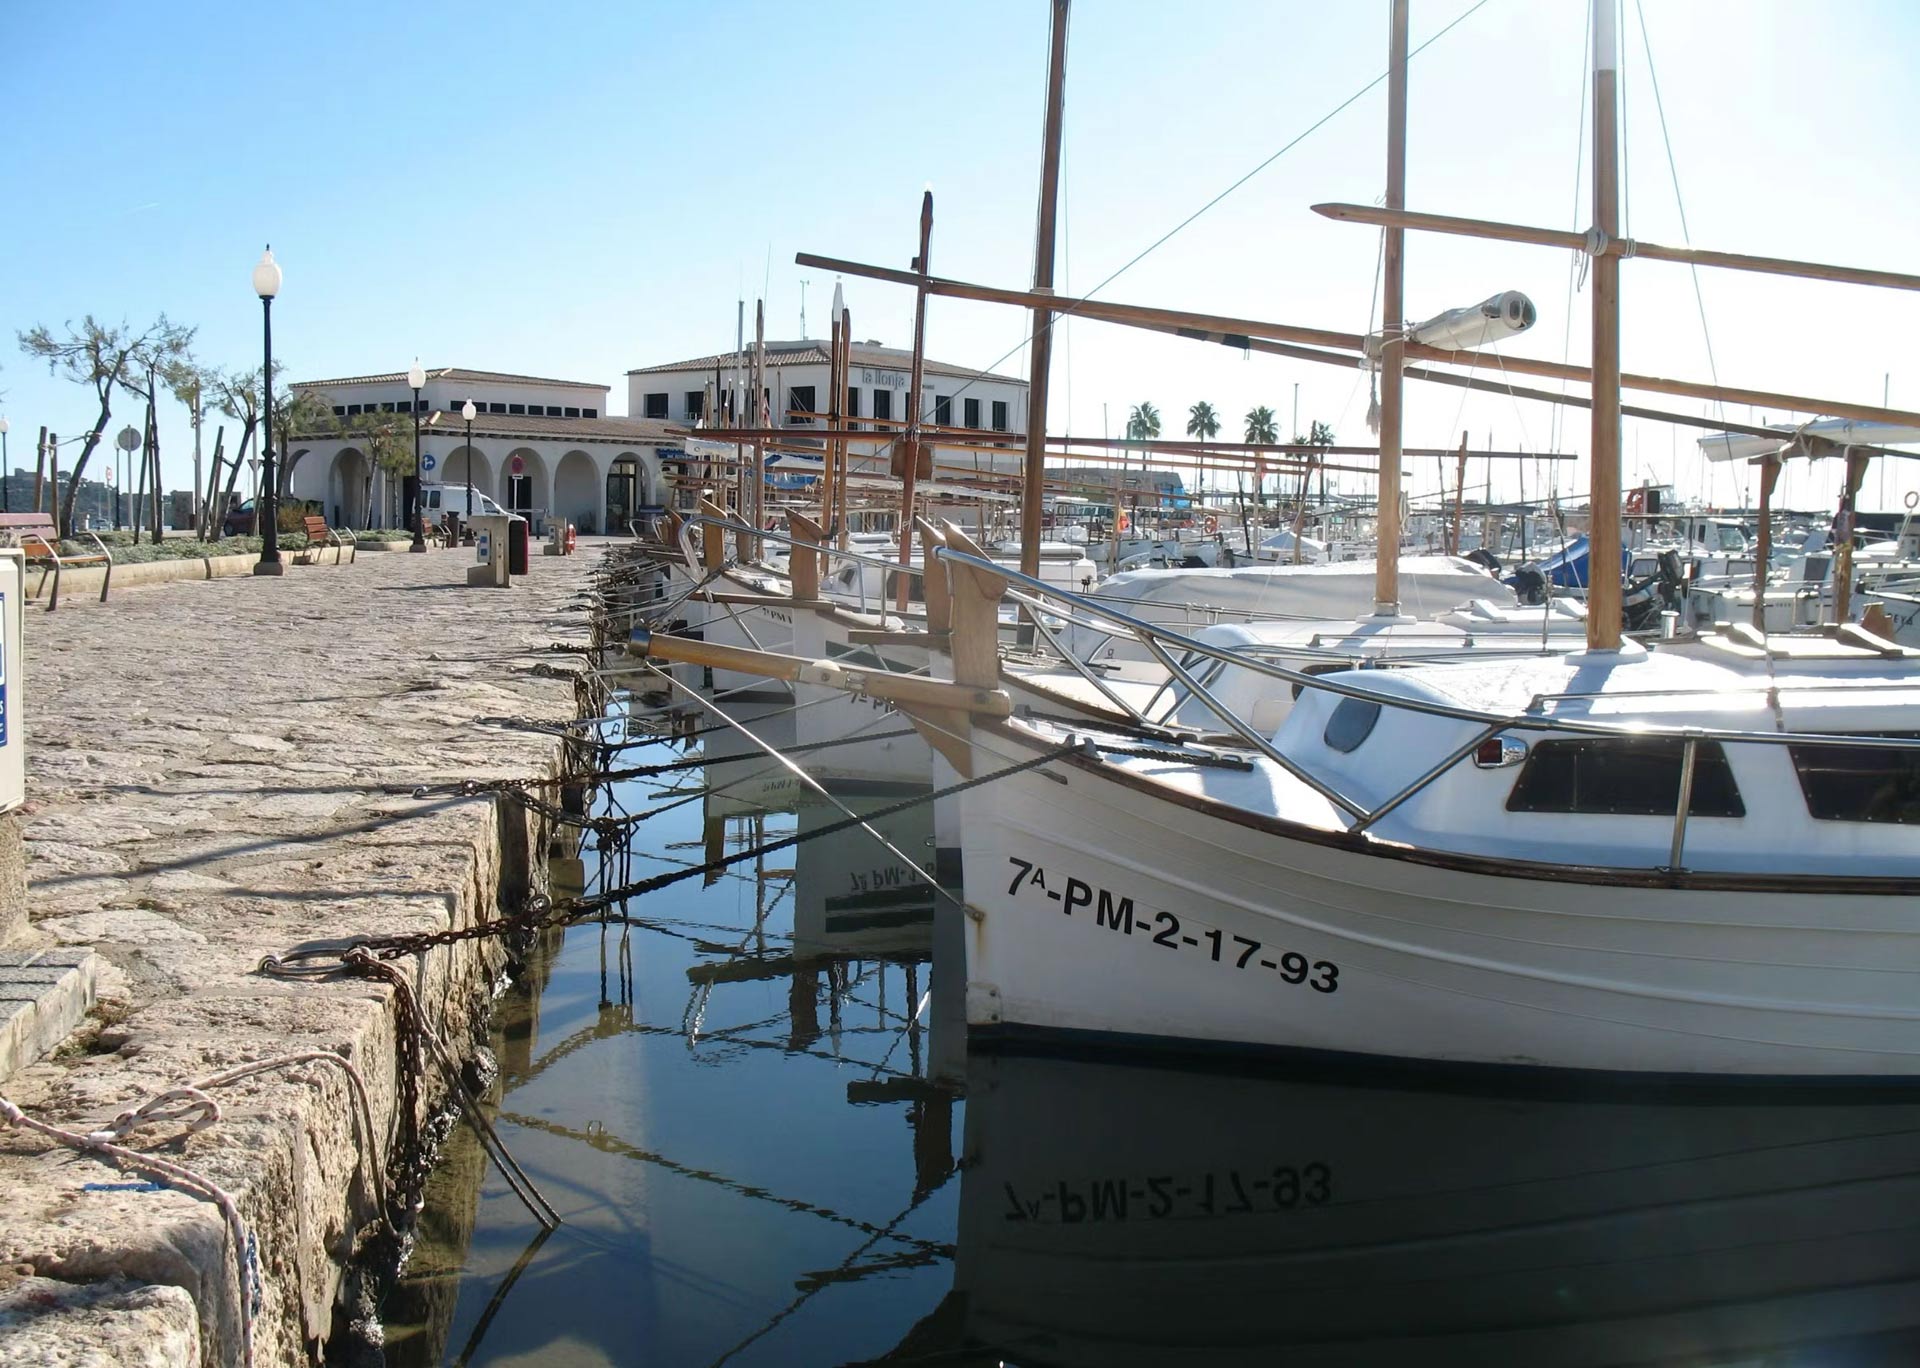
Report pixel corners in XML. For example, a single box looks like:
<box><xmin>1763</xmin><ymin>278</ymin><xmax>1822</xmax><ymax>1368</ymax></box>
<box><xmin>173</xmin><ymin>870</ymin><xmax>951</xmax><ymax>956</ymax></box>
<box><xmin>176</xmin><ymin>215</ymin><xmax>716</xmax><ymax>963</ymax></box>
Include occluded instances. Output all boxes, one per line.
<box><xmin>295</xmin><ymin>514</ymin><xmax>356</xmax><ymax>565</ymax></box>
<box><xmin>0</xmin><ymin>514</ymin><xmax>112</xmax><ymax>611</ymax></box>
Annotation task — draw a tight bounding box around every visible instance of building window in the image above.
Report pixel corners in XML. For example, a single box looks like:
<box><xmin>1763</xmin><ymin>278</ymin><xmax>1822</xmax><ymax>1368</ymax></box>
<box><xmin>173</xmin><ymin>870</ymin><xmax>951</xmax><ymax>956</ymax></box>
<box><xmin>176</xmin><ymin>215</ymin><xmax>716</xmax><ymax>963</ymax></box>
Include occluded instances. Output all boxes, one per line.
<box><xmin>933</xmin><ymin>395</ymin><xmax>952</xmax><ymax>427</ymax></box>
<box><xmin>583</xmin><ymin>408</ymin><xmax>597</xmax><ymax>419</ymax></box>
<box><xmin>992</xmin><ymin>400</ymin><xmax>1009</xmax><ymax>432</ymax></box>
<box><xmin>509</xmin><ymin>403</ymin><xmax>526</xmax><ymax>415</ymax></box>
<box><xmin>845</xmin><ymin>387</ymin><xmax>860</xmax><ymax>430</ymax></box>
<box><xmin>1790</xmin><ymin>740</ymin><xmax>1920</xmax><ymax>824</ymax></box>
<box><xmin>787</xmin><ymin>385</ymin><xmax>816</xmax><ymax>425</ymax></box>
<box><xmin>540</xmin><ymin>405</ymin><xmax>557</xmax><ymax>417</ymax></box>
<box><xmin>332</xmin><ymin>406</ymin><xmax>346</xmax><ymax>417</ymax></box>
<box><xmin>964</xmin><ymin>397</ymin><xmax>981</xmax><ymax>428</ymax></box>
<box><xmin>1506</xmin><ymin>738</ymin><xmax>1745</xmax><ymax>818</ymax></box>
<box><xmin>872</xmin><ymin>389</ymin><xmax>892</xmax><ymax>422</ymax></box>
<box><xmin>643</xmin><ymin>393</ymin><xmax>669</xmax><ymax>419</ymax></box>
<box><xmin>685</xmin><ymin>392</ymin><xmax>704</xmax><ymax>420</ymax></box>
<box><xmin>346</xmin><ymin>404</ymin><xmax>362</xmax><ymax>416</ymax></box>
<box><xmin>565</xmin><ymin>406</ymin><xmax>581</xmax><ymax>418</ymax></box>
<box><xmin>489</xmin><ymin>403</ymin><xmax>507</xmax><ymax>414</ymax></box>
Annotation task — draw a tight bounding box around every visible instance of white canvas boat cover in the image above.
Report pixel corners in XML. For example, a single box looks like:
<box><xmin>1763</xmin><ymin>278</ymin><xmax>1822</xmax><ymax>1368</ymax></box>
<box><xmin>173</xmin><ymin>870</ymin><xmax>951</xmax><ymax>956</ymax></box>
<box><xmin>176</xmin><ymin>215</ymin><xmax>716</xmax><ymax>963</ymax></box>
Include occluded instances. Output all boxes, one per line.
<box><xmin>1085</xmin><ymin>555</ymin><xmax>1511</xmax><ymax>624</ymax></box>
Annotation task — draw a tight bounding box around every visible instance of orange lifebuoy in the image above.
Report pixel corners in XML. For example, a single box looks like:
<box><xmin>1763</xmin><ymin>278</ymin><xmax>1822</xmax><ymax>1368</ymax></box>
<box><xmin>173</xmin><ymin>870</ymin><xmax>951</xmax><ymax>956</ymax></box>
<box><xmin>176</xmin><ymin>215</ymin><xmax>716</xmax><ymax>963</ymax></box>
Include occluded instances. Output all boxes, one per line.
<box><xmin>1204</xmin><ymin>515</ymin><xmax>1219</xmax><ymax>534</ymax></box>
<box><xmin>566</xmin><ymin>523</ymin><xmax>578</xmax><ymax>554</ymax></box>
<box><xmin>1117</xmin><ymin>510</ymin><xmax>1131</xmax><ymax>534</ymax></box>
<box><xmin>1626</xmin><ymin>488</ymin><xmax>1646</xmax><ymax>514</ymax></box>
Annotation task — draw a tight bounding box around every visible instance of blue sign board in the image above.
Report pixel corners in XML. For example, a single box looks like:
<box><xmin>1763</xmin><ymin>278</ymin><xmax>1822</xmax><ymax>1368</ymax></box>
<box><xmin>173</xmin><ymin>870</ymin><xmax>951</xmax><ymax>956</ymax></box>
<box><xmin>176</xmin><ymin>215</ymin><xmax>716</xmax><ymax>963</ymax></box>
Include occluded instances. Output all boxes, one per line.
<box><xmin>422</xmin><ymin>453</ymin><xmax>438</xmax><ymax>473</ymax></box>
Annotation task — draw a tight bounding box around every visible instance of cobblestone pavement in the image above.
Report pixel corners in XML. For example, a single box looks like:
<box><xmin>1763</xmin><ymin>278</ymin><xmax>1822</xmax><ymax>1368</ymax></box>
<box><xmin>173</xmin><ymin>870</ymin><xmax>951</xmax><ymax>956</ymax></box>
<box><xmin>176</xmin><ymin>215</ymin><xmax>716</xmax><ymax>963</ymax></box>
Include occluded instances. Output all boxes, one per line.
<box><xmin>0</xmin><ymin>539</ymin><xmax>611</xmax><ymax>1364</ymax></box>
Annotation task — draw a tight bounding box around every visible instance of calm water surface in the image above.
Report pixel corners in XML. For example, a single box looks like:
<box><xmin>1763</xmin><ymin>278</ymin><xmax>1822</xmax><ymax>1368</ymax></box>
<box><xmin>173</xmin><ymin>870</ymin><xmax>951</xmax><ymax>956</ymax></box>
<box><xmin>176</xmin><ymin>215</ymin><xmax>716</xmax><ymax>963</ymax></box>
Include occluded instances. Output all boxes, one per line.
<box><xmin>378</xmin><ymin>705</ymin><xmax>1920</xmax><ymax>1367</ymax></box>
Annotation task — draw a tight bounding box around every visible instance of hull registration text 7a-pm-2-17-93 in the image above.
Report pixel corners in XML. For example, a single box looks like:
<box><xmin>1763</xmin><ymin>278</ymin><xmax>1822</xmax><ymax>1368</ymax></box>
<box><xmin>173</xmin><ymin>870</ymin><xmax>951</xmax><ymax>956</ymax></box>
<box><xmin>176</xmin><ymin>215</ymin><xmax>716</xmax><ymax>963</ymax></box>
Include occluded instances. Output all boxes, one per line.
<box><xmin>1004</xmin><ymin>855</ymin><xmax>1340</xmax><ymax>994</ymax></box>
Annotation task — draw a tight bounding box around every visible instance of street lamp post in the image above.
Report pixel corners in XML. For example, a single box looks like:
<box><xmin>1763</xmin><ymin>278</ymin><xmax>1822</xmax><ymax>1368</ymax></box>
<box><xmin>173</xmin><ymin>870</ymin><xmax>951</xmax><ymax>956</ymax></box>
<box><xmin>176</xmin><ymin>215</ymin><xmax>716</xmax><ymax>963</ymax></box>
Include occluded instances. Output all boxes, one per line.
<box><xmin>252</xmin><ymin>246</ymin><xmax>284</xmax><ymax>576</ymax></box>
<box><xmin>0</xmin><ymin>416</ymin><xmax>9</xmax><ymax>514</ymax></box>
<box><xmin>462</xmin><ymin>399</ymin><xmax>476</xmax><ymax>522</ymax></box>
<box><xmin>407</xmin><ymin>360</ymin><xmax>427</xmax><ymax>552</ymax></box>
<box><xmin>116</xmin><ymin>425</ymin><xmax>141</xmax><ymax>530</ymax></box>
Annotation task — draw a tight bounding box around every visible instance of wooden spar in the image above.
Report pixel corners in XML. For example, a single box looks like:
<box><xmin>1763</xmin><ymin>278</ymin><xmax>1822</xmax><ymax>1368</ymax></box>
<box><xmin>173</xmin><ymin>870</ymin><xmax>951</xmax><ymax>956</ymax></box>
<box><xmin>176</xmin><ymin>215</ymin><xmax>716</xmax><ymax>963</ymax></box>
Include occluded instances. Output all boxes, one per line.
<box><xmin>697</xmin><ymin>494</ymin><xmax>729</xmax><ymax>570</ymax></box>
<box><xmin>1022</xmin><ymin>0</ymin><xmax>1070</xmax><ymax>580</ymax></box>
<box><xmin>1374</xmin><ymin>0</ymin><xmax>1408</xmax><ymax>616</ymax></box>
<box><xmin>1588</xmin><ymin>0</ymin><xmax>1623</xmax><ymax>650</ymax></box>
<box><xmin>626</xmin><ymin>630</ymin><xmax>1010</xmax><ymax>719</ymax></box>
<box><xmin>896</xmin><ymin>190</ymin><xmax>935</xmax><ymax>613</ymax></box>
<box><xmin>1832</xmin><ymin>450</ymin><xmax>1871</xmax><ymax>623</ymax></box>
<box><xmin>785</xmin><ymin>509</ymin><xmax>825</xmax><ymax>601</ymax></box>
<box><xmin>913</xmin><ymin>517</ymin><xmax>952</xmax><ymax>634</ymax></box>
<box><xmin>1751</xmin><ymin>456</ymin><xmax>1780</xmax><ymax>630</ymax></box>
<box><xmin>1451</xmin><ymin>432</ymin><xmax>1469</xmax><ymax>556</ymax></box>
<box><xmin>1115</xmin><ymin>316</ymin><xmax>1903</xmax><ymax>444</ymax></box>
<box><xmin>1312</xmin><ymin>202</ymin><xmax>1920</xmax><ymax>294</ymax></box>
<box><xmin>797</xmin><ymin>250</ymin><xmax>1361</xmax><ymax>352</ymax></box>
<box><xmin>798</xmin><ymin>254</ymin><xmax>1920</xmax><ymax>430</ymax></box>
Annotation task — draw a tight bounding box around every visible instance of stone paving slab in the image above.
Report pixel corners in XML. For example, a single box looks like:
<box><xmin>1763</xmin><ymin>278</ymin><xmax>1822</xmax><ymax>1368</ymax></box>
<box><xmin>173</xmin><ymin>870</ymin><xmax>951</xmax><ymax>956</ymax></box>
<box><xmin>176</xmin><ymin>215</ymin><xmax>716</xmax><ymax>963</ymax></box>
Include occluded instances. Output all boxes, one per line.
<box><xmin>0</xmin><ymin>541</ymin><xmax>611</xmax><ymax>1364</ymax></box>
<box><xmin>0</xmin><ymin>949</ymin><xmax>103</xmax><ymax>1086</ymax></box>
<box><xmin>0</xmin><ymin>1273</ymin><xmax>200</xmax><ymax>1366</ymax></box>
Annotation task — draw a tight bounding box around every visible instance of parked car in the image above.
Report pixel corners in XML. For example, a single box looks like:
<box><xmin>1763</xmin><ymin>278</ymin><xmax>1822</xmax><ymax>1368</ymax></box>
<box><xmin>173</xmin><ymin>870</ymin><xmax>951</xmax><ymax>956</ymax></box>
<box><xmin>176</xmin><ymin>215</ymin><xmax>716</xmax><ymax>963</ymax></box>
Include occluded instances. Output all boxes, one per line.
<box><xmin>420</xmin><ymin>484</ymin><xmax>519</xmax><ymax>523</ymax></box>
<box><xmin>222</xmin><ymin>499</ymin><xmax>256</xmax><ymax>538</ymax></box>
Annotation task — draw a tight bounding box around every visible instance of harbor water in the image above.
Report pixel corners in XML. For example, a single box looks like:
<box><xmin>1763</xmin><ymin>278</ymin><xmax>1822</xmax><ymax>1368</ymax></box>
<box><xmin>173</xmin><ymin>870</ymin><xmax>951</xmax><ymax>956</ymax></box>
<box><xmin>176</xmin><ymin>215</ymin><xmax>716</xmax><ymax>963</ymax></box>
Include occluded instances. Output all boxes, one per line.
<box><xmin>374</xmin><ymin>702</ymin><xmax>1920</xmax><ymax>1367</ymax></box>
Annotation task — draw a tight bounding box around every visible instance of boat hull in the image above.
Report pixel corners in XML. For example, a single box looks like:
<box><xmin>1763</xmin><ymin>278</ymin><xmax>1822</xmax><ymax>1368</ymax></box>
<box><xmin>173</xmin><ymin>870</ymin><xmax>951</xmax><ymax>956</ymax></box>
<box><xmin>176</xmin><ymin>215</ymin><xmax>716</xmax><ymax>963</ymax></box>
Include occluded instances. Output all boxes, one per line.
<box><xmin>958</xmin><ymin>721</ymin><xmax>1920</xmax><ymax>1080</ymax></box>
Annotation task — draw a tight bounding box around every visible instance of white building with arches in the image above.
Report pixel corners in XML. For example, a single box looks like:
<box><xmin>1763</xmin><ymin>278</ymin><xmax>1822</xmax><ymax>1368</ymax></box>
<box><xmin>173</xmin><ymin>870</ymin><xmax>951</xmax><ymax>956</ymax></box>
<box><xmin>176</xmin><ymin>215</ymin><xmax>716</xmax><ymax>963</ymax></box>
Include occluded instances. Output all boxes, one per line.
<box><xmin>283</xmin><ymin>367</ymin><xmax>679</xmax><ymax>535</ymax></box>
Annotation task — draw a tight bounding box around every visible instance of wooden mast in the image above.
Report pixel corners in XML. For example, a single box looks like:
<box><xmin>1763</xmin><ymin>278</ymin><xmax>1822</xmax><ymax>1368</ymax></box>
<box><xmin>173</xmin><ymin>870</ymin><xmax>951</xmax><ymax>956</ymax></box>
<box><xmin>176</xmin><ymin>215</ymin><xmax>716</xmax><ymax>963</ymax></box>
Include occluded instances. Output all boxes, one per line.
<box><xmin>748</xmin><ymin>300</ymin><xmax>767</xmax><ymax>563</ymax></box>
<box><xmin>1832</xmin><ymin>450</ymin><xmax>1871</xmax><ymax>623</ymax></box>
<box><xmin>1587</xmin><ymin>0</ymin><xmax>1623</xmax><ymax>650</ymax></box>
<box><xmin>1021</xmin><ymin>0</ymin><xmax>1070</xmax><ymax>580</ymax></box>
<box><xmin>1374</xmin><ymin>0</ymin><xmax>1409</xmax><ymax>616</ymax></box>
<box><xmin>838</xmin><ymin>302</ymin><xmax>853</xmax><ymax>547</ymax></box>
<box><xmin>1751</xmin><ymin>455</ymin><xmax>1780</xmax><ymax>630</ymax></box>
<box><xmin>823</xmin><ymin>284</ymin><xmax>844</xmax><ymax>547</ymax></box>
<box><xmin>895</xmin><ymin>189</ymin><xmax>934</xmax><ymax>613</ymax></box>
<box><xmin>1451</xmin><ymin>431</ymin><xmax>1469</xmax><ymax>556</ymax></box>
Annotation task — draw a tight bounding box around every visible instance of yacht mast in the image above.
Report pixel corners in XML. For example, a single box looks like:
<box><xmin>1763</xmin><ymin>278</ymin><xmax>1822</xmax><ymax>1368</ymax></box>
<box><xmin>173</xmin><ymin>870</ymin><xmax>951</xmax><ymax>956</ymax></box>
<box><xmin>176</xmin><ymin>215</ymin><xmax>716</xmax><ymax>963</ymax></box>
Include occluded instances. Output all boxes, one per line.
<box><xmin>1373</xmin><ymin>0</ymin><xmax>1409</xmax><ymax>617</ymax></box>
<box><xmin>1587</xmin><ymin>0</ymin><xmax>1623</xmax><ymax>649</ymax></box>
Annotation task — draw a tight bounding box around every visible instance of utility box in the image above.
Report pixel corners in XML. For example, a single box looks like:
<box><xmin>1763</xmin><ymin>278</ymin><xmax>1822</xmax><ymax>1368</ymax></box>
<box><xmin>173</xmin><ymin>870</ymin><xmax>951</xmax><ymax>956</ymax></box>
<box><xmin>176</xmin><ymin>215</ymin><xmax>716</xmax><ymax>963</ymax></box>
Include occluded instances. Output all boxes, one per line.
<box><xmin>0</xmin><ymin>550</ymin><xmax>23</xmax><ymax>813</ymax></box>
<box><xmin>466</xmin><ymin>514</ymin><xmax>511</xmax><ymax>589</ymax></box>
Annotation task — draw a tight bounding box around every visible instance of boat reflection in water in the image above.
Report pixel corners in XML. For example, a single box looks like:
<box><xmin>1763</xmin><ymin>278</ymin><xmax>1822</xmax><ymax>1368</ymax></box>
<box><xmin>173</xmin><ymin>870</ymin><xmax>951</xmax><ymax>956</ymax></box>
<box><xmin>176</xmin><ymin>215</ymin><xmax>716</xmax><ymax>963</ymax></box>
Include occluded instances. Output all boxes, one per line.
<box><xmin>950</xmin><ymin>1051</ymin><xmax>1920</xmax><ymax>1367</ymax></box>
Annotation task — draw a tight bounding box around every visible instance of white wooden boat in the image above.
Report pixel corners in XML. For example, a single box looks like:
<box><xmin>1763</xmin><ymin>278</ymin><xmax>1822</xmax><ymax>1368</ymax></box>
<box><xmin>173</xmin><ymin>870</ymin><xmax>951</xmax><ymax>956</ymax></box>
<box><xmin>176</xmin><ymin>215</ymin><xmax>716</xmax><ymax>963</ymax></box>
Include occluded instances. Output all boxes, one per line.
<box><xmin>933</xmin><ymin>577</ymin><xmax>1920</xmax><ymax>1079</ymax></box>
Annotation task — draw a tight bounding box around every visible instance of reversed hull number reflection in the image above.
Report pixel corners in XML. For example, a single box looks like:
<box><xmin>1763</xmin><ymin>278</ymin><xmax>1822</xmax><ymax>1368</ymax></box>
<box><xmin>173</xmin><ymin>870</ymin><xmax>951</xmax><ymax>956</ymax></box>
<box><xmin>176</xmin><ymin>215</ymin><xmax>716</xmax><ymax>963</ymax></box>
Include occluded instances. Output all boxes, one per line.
<box><xmin>1004</xmin><ymin>1163</ymin><xmax>1333</xmax><ymax>1224</ymax></box>
<box><xmin>1006</xmin><ymin>856</ymin><xmax>1339</xmax><ymax>993</ymax></box>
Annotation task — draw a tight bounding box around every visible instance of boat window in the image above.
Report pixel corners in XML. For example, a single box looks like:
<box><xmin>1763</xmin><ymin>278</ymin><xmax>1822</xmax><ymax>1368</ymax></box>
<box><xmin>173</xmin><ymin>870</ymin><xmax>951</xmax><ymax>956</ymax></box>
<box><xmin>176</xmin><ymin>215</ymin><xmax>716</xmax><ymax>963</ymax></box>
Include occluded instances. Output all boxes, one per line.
<box><xmin>1506</xmin><ymin>738</ymin><xmax>1745</xmax><ymax>817</ymax></box>
<box><xmin>1322</xmin><ymin>697</ymin><xmax>1381</xmax><ymax>753</ymax></box>
<box><xmin>883</xmin><ymin>571</ymin><xmax>925</xmax><ymax>602</ymax></box>
<box><xmin>1789</xmin><ymin>739</ymin><xmax>1920</xmax><ymax>825</ymax></box>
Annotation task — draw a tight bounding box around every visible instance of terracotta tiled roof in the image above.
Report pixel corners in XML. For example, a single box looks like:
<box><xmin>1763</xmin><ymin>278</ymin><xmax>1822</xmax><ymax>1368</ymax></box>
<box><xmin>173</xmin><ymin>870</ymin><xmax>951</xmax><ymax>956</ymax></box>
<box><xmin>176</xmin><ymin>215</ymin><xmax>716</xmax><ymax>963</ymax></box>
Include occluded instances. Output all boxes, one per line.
<box><xmin>292</xmin><ymin>366</ymin><xmax>610</xmax><ymax>391</ymax></box>
<box><xmin>626</xmin><ymin>340</ymin><xmax>1024</xmax><ymax>385</ymax></box>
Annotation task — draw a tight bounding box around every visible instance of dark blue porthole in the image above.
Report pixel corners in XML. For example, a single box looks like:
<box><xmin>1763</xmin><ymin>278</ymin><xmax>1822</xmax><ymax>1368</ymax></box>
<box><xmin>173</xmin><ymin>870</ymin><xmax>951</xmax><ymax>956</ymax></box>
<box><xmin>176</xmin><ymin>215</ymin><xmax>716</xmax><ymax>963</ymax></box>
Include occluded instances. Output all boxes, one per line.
<box><xmin>1323</xmin><ymin>697</ymin><xmax>1381</xmax><ymax>753</ymax></box>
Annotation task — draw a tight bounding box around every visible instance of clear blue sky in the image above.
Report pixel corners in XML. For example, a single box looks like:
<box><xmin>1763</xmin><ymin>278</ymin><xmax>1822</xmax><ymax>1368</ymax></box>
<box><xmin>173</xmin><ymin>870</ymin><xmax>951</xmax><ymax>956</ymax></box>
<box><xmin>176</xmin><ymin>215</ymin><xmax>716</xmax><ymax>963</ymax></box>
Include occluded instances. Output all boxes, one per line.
<box><xmin>4</xmin><ymin>0</ymin><xmax>1917</xmax><ymax>512</ymax></box>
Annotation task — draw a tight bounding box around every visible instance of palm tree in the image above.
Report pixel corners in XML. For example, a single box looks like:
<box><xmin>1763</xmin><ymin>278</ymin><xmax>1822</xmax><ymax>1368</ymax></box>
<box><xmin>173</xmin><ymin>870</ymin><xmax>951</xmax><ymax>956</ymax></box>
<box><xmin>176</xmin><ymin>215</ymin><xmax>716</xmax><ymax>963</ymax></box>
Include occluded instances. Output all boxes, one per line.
<box><xmin>1187</xmin><ymin>402</ymin><xmax>1220</xmax><ymax>503</ymax></box>
<box><xmin>1244</xmin><ymin>406</ymin><xmax>1278</xmax><ymax>443</ymax></box>
<box><xmin>1126</xmin><ymin>402</ymin><xmax>1161</xmax><ymax>442</ymax></box>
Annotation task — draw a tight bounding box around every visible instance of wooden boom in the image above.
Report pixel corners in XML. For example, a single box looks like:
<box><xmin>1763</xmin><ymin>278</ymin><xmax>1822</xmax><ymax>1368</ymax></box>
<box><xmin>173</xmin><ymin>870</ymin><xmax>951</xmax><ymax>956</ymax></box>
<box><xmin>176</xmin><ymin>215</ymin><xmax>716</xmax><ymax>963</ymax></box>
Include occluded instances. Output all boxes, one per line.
<box><xmin>627</xmin><ymin>629</ymin><xmax>1010</xmax><ymax>719</ymax></box>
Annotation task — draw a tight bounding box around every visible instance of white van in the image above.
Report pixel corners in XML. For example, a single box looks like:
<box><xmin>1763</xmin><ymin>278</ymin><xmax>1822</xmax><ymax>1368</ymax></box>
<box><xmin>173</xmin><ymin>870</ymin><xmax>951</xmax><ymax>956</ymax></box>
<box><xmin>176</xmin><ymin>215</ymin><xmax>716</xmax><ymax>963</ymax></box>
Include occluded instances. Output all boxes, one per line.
<box><xmin>420</xmin><ymin>484</ymin><xmax>519</xmax><ymax>521</ymax></box>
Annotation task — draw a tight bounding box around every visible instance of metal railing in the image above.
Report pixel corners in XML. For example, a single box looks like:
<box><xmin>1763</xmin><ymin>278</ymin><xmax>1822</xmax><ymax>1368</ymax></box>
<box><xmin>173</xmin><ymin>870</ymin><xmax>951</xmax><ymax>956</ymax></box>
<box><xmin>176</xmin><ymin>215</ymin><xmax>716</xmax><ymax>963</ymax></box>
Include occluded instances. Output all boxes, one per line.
<box><xmin>934</xmin><ymin>544</ymin><xmax>1920</xmax><ymax>866</ymax></box>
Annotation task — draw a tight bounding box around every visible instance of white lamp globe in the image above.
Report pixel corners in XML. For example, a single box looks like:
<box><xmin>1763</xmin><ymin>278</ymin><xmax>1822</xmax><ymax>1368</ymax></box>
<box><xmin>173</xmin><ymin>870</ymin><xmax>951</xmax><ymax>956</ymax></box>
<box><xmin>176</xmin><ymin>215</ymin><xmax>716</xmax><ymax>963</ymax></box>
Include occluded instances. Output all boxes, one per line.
<box><xmin>0</xmin><ymin>417</ymin><xmax>9</xmax><ymax>437</ymax></box>
<box><xmin>252</xmin><ymin>247</ymin><xmax>282</xmax><ymax>300</ymax></box>
<box><xmin>407</xmin><ymin>359</ymin><xmax>426</xmax><ymax>391</ymax></box>
<box><xmin>461</xmin><ymin>400</ymin><xmax>476</xmax><ymax>422</ymax></box>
